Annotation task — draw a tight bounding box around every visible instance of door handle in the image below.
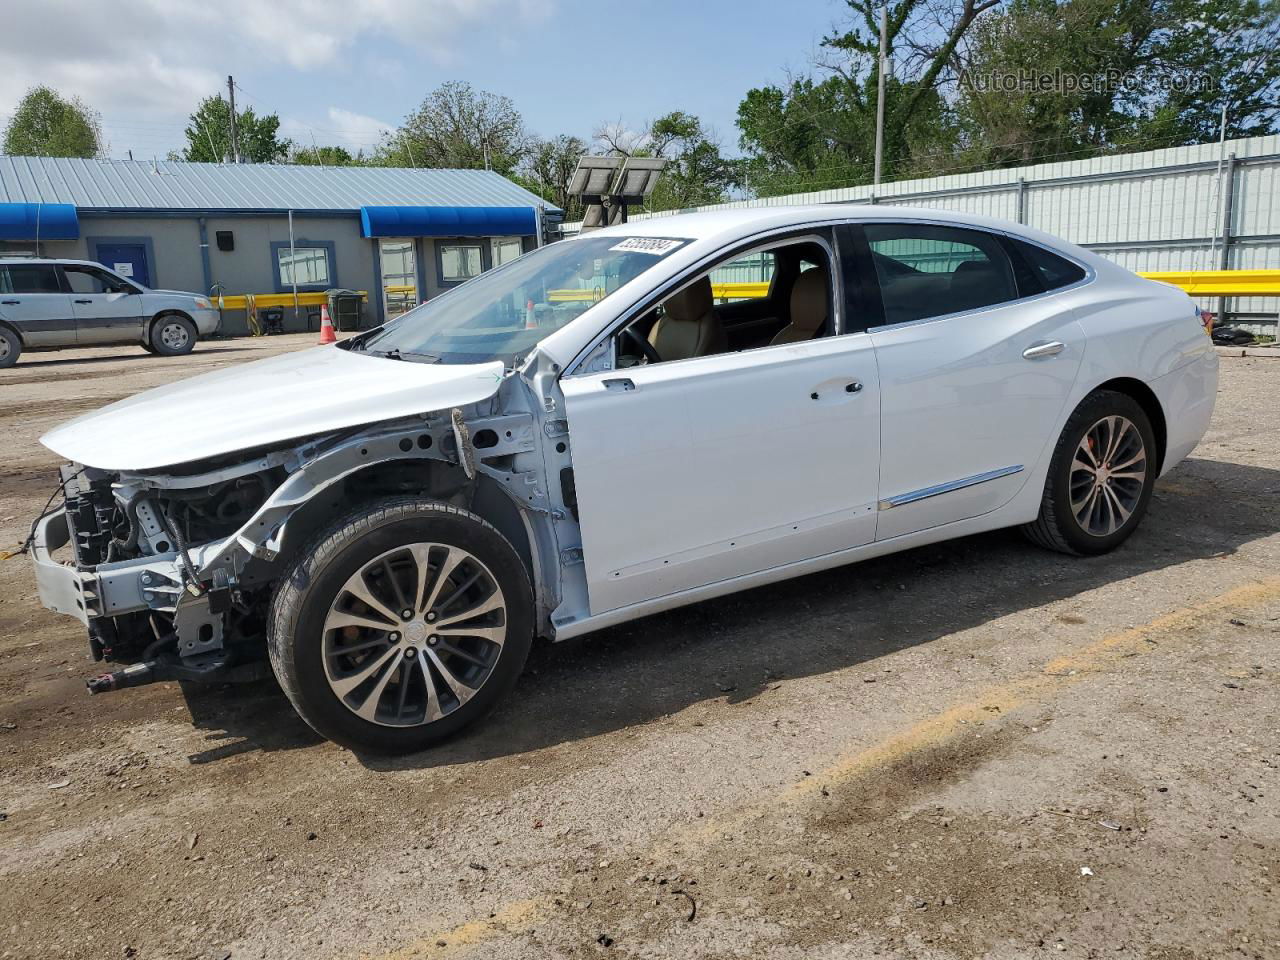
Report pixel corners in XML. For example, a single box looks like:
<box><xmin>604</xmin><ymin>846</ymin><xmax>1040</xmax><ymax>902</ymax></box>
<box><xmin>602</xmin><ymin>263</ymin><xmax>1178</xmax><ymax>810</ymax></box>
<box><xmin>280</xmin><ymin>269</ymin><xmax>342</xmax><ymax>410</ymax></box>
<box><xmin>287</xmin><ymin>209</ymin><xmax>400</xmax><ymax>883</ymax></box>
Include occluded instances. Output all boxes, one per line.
<box><xmin>844</xmin><ymin>381</ymin><xmax>863</xmax><ymax>394</ymax></box>
<box><xmin>603</xmin><ymin>377</ymin><xmax>635</xmax><ymax>392</ymax></box>
<box><xmin>74</xmin><ymin>298</ymin><xmax>93</xmax><ymax>304</ymax></box>
<box><xmin>0</xmin><ymin>300</ymin><xmax>18</xmax><ymax>305</ymax></box>
<box><xmin>1023</xmin><ymin>340</ymin><xmax>1065</xmax><ymax>360</ymax></box>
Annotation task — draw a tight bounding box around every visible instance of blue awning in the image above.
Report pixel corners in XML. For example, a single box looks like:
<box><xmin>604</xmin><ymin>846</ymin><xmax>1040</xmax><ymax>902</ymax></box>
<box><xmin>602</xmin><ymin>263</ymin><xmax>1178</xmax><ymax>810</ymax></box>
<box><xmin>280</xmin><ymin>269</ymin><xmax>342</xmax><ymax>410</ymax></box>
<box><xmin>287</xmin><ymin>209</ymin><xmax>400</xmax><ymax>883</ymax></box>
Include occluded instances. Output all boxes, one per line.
<box><xmin>360</xmin><ymin>205</ymin><xmax>537</xmax><ymax>239</ymax></box>
<box><xmin>0</xmin><ymin>202</ymin><xmax>79</xmax><ymax>240</ymax></box>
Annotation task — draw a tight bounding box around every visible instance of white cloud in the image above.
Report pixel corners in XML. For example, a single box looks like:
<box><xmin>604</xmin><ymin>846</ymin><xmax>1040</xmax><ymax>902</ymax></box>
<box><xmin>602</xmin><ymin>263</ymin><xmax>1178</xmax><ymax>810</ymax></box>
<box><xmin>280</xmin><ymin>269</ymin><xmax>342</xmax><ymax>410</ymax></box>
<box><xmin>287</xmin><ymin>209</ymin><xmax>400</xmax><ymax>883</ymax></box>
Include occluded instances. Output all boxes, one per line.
<box><xmin>0</xmin><ymin>0</ymin><xmax>554</xmax><ymax>139</ymax></box>
<box><xmin>281</xmin><ymin>108</ymin><xmax>394</xmax><ymax>154</ymax></box>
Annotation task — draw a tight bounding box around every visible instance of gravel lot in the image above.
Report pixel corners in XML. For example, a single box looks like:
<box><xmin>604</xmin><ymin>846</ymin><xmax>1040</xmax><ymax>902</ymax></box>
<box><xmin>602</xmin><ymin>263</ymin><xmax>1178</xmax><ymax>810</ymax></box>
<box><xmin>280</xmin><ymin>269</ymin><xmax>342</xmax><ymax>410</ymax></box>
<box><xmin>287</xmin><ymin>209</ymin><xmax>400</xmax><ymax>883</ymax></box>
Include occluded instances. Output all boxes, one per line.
<box><xmin>0</xmin><ymin>336</ymin><xmax>1276</xmax><ymax>960</ymax></box>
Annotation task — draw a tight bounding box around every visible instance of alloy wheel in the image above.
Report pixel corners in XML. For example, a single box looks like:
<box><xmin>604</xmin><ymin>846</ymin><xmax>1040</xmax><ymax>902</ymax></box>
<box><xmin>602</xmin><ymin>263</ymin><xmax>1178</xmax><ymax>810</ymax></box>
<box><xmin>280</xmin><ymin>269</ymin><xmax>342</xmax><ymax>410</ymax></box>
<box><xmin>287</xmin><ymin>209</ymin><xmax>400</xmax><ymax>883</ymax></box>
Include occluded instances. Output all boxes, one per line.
<box><xmin>321</xmin><ymin>543</ymin><xmax>507</xmax><ymax>727</ymax></box>
<box><xmin>1069</xmin><ymin>415</ymin><xmax>1147</xmax><ymax>537</ymax></box>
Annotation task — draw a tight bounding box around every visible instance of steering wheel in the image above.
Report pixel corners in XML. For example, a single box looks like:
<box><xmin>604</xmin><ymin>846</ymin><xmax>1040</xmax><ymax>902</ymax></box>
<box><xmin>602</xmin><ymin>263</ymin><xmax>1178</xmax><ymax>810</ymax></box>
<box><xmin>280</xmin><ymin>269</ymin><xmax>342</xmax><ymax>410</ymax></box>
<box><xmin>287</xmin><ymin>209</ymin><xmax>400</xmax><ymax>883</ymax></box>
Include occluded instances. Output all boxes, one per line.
<box><xmin>621</xmin><ymin>326</ymin><xmax>662</xmax><ymax>365</ymax></box>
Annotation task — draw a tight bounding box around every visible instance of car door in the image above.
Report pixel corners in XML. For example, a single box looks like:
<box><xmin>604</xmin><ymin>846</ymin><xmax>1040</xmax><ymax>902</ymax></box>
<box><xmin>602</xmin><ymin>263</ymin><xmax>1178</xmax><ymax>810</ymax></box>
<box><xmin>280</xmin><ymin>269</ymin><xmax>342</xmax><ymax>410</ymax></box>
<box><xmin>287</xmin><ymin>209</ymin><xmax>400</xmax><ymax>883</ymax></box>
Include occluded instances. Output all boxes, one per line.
<box><xmin>858</xmin><ymin>221</ymin><xmax>1086</xmax><ymax>542</ymax></box>
<box><xmin>61</xmin><ymin>264</ymin><xmax>146</xmax><ymax>344</ymax></box>
<box><xmin>0</xmin><ymin>263</ymin><xmax>75</xmax><ymax>346</ymax></box>
<box><xmin>560</xmin><ymin>233</ymin><xmax>881</xmax><ymax>616</ymax></box>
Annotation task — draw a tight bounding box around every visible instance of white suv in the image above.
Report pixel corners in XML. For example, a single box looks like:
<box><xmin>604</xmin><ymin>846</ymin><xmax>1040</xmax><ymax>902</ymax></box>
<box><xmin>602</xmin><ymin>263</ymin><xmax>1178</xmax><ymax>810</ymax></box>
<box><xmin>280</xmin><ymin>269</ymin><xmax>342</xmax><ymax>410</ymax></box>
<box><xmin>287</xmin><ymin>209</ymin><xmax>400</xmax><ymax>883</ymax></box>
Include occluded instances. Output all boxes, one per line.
<box><xmin>0</xmin><ymin>258</ymin><xmax>220</xmax><ymax>367</ymax></box>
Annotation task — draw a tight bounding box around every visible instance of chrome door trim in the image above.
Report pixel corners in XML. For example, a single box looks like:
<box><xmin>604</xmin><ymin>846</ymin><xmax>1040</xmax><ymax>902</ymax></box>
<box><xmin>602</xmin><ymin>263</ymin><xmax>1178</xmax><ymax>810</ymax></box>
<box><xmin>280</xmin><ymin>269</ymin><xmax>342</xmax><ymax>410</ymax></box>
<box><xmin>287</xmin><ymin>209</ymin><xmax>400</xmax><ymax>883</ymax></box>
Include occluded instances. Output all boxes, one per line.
<box><xmin>878</xmin><ymin>464</ymin><xmax>1024</xmax><ymax>511</ymax></box>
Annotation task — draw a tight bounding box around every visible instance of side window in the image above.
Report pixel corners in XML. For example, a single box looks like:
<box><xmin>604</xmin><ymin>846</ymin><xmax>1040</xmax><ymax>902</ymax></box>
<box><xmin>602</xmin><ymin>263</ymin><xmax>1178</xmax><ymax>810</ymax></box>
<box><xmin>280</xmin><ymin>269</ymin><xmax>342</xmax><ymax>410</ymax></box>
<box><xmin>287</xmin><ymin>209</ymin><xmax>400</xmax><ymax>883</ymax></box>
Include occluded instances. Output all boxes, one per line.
<box><xmin>64</xmin><ymin>265</ymin><xmax>130</xmax><ymax>295</ymax></box>
<box><xmin>1009</xmin><ymin>238</ymin><xmax>1087</xmax><ymax>291</ymax></box>
<box><xmin>614</xmin><ymin>237</ymin><xmax>833</xmax><ymax>367</ymax></box>
<box><xmin>0</xmin><ymin>268</ymin><xmax>11</xmax><ymax>294</ymax></box>
<box><xmin>708</xmin><ymin>251</ymin><xmax>776</xmax><ymax>303</ymax></box>
<box><xmin>5</xmin><ymin>264</ymin><xmax>62</xmax><ymax>294</ymax></box>
<box><xmin>865</xmin><ymin>223</ymin><xmax>1018</xmax><ymax>325</ymax></box>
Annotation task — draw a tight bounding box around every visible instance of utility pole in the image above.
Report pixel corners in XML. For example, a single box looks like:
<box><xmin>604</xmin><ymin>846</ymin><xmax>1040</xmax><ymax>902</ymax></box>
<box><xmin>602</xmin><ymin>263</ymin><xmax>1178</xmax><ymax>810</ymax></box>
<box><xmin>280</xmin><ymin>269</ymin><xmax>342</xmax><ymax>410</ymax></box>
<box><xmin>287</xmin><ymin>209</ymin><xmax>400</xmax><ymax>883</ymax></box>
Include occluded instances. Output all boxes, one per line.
<box><xmin>873</xmin><ymin>7</ymin><xmax>888</xmax><ymax>186</ymax></box>
<box><xmin>227</xmin><ymin>75</ymin><xmax>240</xmax><ymax>164</ymax></box>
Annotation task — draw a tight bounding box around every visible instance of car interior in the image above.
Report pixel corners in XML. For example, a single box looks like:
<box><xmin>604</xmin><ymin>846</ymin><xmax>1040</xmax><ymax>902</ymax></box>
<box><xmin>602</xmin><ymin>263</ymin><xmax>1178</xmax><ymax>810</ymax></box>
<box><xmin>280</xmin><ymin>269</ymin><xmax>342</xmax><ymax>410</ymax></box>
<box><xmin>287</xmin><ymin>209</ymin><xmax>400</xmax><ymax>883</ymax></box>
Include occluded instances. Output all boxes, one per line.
<box><xmin>615</xmin><ymin>239</ymin><xmax>834</xmax><ymax>367</ymax></box>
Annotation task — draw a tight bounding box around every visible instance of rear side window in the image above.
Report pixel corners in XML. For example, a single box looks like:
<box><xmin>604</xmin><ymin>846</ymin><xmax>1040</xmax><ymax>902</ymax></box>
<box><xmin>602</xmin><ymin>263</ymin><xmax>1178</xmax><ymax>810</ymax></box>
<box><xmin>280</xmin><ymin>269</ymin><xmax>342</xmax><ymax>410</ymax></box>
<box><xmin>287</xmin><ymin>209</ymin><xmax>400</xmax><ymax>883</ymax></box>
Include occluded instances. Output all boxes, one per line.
<box><xmin>865</xmin><ymin>223</ymin><xmax>1018</xmax><ymax>325</ymax></box>
<box><xmin>4</xmin><ymin>264</ymin><xmax>62</xmax><ymax>294</ymax></box>
<box><xmin>1009</xmin><ymin>238</ymin><xmax>1087</xmax><ymax>291</ymax></box>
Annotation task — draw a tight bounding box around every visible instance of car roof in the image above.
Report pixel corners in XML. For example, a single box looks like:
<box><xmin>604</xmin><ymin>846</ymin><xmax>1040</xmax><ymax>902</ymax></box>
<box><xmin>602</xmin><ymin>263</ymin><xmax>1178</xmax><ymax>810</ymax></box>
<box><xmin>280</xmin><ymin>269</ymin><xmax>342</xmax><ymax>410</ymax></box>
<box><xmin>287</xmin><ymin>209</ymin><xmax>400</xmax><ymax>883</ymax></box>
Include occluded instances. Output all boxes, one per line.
<box><xmin>579</xmin><ymin>203</ymin><xmax>1112</xmax><ymax>275</ymax></box>
<box><xmin>0</xmin><ymin>257</ymin><xmax>104</xmax><ymax>267</ymax></box>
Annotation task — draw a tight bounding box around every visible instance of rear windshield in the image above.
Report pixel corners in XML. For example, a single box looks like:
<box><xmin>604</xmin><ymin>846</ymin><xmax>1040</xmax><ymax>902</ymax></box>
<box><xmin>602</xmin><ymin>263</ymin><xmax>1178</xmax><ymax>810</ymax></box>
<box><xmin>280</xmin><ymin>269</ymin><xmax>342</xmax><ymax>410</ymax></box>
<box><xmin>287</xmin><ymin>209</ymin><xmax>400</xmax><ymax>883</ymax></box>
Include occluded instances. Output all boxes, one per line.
<box><xmin>357</xmin><ymin>235</ymin><xmax>688</xmax><ymax>366</ymax></box>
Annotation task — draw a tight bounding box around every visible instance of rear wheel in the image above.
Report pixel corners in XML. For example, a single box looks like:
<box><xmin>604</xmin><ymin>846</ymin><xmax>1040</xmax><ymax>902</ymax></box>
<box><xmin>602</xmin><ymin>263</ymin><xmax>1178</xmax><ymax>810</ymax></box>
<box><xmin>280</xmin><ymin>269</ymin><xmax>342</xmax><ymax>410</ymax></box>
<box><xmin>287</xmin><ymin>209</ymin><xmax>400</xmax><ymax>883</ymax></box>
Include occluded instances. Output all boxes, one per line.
<box><xmin>149</xmin><ymin>315</ymin><xmax>196</xmax><ymax>356</ymax></box>
<box><xmin>0</xmin><ymin>326</ymin><xmax>19</xmax><ymax>368</ymax></box>
<box><xmin>268</xmin><ymin>498</ymin><xmax>534</xmax><ymax>754</ymax></box>
<box><xmin>1023</xmin><ymin>390</ymin><xmax>1157</xmax><ymax>555</ymax></box>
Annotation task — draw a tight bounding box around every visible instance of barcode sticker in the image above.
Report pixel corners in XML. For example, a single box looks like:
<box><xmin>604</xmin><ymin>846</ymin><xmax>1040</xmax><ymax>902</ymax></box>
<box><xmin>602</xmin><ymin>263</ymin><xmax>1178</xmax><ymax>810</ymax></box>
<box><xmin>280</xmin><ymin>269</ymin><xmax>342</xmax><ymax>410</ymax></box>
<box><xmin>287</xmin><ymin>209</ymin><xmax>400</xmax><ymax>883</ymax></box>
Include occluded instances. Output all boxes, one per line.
<box><xmin>609</xmin><ymin>237</ymin><xmax>683</xmax><ymax>256</ymax></box>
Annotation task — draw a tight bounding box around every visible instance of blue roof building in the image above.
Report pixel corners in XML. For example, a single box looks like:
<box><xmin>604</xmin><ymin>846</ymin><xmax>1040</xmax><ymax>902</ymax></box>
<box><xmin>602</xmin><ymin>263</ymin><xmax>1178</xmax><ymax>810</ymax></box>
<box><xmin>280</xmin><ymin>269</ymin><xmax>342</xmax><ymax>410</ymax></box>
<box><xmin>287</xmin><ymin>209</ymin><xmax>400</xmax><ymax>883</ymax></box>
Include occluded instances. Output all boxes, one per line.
<box><xmin>0</xmin><ymin>156</ymin><xmax>560</xmax><ymax>332</ymax></box>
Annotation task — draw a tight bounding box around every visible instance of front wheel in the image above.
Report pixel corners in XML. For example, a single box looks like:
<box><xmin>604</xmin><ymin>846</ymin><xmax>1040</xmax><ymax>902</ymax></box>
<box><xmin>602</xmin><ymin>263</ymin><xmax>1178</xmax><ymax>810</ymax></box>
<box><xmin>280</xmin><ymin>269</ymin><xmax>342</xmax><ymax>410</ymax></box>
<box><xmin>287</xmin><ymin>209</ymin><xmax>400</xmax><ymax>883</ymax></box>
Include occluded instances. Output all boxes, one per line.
<box><xmin>268</xmin><ymin>498</ymin><xmax>534</xmax><ymax>754</ymax></box>
<box><xmin>1022</xmin><ymin>390</ymin><xmax>1158</xmax><ymax>556</ymax></box>
<box><xmin>149</xmin><ymin>315</ymin><xmax>196</xmax><ymax>356</ymax></box>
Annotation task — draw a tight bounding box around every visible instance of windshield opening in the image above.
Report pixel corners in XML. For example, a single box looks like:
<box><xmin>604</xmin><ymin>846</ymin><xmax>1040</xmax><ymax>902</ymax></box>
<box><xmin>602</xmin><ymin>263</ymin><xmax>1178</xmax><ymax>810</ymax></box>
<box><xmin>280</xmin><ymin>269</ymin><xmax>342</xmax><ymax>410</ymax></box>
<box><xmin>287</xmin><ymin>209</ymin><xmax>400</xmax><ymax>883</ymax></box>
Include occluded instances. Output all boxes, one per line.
<box><xmin>357</xmin><ymin>235</ymin><xmax>689</xmax><ymax>366</ymax></box>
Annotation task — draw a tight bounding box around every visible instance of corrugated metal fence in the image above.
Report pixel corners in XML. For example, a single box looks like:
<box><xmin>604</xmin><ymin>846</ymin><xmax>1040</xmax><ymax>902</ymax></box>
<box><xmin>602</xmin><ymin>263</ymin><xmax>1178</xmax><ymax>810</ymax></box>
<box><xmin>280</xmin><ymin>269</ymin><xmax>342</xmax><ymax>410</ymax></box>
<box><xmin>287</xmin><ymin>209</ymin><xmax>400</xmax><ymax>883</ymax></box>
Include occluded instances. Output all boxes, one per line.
<box><xmin>565</xmin><ymin>135</ymin><xmax>1280</xmax><ymax>326</ymax></box>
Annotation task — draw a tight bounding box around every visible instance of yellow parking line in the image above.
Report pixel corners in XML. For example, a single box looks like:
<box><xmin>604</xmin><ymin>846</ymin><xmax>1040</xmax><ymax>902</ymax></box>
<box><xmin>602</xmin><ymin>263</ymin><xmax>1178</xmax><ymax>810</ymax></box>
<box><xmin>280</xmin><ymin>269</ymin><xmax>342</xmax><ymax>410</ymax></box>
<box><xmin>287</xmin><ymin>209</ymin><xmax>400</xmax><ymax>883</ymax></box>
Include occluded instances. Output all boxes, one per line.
<box><xmin>768</xmin><ymin>576</ymin><xmax>1280</xmax><ymax>810</ymax></box>
<box><xmin>361</xmin><ymin>576</ymin><xmax>1280</xmax><ymax>957</ymax></box>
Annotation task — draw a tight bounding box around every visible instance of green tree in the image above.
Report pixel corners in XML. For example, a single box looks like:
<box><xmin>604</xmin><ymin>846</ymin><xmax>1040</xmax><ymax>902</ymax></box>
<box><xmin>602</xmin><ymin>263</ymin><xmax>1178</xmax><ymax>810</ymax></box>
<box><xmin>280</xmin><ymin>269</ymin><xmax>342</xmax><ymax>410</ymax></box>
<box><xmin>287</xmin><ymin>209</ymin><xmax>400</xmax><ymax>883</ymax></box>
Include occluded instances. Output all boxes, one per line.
<box><xmin>182</xmin><ymin>95</ymin><xmax>290</xmax><ymax>163</ymax></box>
<box><xmin>520</xmin><ymin>134</ymin><xmax>589</xmax><ymax>218</ymax></box>
<box><xmin>378</xmin><ymin>81</ymin><xmax>526</xmax><ymax>175</ymax></box>
<box><xmin>292</xmin><ymin>144</ymin><xmax>362</xmax><ymax>165</ymax></box>
<box><xmin>736</xmin><ymin>0</ymin><xmax>997</xmax><ymax>195</ymax></box>
<box><xmin>2</xmin><ymin>86</ymin><xmax>101</xmax><ymax>158</ymax></box>
<box><xmin>954</xmin><ymin>0</ymin><xmax>1280</xmax><ymax>169</ymax></box>
<box><xmin>595</xmin><ymin>112</ymin><xmax>738</xmax><ymax>211</ymax></box>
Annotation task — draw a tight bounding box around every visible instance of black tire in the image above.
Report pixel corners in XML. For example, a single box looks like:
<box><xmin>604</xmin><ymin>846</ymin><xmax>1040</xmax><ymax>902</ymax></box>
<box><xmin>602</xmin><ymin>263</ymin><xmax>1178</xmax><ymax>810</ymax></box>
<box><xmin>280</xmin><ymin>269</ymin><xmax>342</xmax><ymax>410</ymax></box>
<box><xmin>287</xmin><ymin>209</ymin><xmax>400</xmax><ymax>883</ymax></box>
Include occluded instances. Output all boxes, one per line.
<box><xmin>268</xmin><ymin>497</ymin><xmax>534</xmax><ymax>754</ymax></box>
<box><xmin>1022</xmin><ymin>389</ymin><xmax>1158</xmax><ymax>556</ymax></box>
<box><xmin>0</xmin><ymin>326</ymin><xmax>19</xmax><ymax>368</ymax></box>
<box><xmin>149</xmin><ymin>314</ymin><xmax>197</xmax><ymax>356</ymax></box>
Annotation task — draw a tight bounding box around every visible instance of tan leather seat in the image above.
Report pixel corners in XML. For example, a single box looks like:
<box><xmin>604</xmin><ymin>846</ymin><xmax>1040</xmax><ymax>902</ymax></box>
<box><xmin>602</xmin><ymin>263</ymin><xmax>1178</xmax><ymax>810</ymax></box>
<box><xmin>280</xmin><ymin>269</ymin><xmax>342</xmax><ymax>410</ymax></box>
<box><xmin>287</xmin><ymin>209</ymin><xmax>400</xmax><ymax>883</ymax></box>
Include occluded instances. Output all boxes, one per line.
<box><xmin>648</xmin><ymin>277</ymin><xmax>727</xmax><ymax>361</ymax></box>
<box><xmin>770</xmin><ymin>267</ymin><xmax>829</xmax><ymax>346</ymax></box>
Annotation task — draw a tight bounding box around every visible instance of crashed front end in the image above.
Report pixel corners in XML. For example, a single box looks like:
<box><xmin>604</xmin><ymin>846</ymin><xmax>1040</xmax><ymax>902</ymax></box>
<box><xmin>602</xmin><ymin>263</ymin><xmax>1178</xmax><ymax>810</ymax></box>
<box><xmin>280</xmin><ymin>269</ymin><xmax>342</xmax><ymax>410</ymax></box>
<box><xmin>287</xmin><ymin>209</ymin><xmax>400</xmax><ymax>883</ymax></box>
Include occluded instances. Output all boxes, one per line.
<box><xmin>32</xmin><ymin>451</ymin><xmax>289</xmax><ymax>692</ymax></box>
<box><xmin>29</xmin><ymin>396</ymin><xmax>557</xmax><ymax>696</ymax></box>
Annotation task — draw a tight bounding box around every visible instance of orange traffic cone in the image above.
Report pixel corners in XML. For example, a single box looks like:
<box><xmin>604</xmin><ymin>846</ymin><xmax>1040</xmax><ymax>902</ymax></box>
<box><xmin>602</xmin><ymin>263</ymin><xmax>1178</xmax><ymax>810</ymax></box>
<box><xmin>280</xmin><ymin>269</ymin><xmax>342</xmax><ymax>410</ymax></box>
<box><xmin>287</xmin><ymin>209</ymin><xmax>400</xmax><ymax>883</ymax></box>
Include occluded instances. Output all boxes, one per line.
<box><xmin>318</xmin><ymin>303</ymin><xmax>337</xmax><ymax>344</ymax></box>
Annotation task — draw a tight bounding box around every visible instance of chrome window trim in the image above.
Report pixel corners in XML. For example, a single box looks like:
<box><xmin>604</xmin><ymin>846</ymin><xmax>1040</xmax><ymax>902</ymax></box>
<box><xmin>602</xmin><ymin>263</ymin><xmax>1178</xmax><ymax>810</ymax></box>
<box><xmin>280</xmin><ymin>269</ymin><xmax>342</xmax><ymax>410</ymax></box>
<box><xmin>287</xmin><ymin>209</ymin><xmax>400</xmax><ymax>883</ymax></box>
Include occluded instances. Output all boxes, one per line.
<box><xmin>857</xmin><ymin>217</ymin><xmax>1096</xmax><ymax>334</ymax></box>
<box><xmin>562</xmin><ymin>223</ymin><xmax>844</xmax><ymax>378</ymax></box>
<box><xmin>878</xmin><ymin>464</ymin><xmax>1024</xmax><ymax>511</ymax></box>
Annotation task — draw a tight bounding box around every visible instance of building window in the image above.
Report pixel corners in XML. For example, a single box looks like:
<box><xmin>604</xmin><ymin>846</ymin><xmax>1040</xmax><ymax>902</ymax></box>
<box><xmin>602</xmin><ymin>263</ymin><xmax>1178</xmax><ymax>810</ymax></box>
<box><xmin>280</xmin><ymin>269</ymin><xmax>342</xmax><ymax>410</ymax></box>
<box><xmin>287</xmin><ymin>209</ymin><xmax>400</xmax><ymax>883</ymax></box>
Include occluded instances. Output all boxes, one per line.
<box><xmin>270</xmin><ymin>240</ymin><xmax>337</xmax><ymax>292</ymax></box>
<box><xmin>438</xmin><ymin>242</ymin><xmax>484</xmax><ymax>285</ymax></box>
<box><xmin>492</xmin><ymin>237</ymin><xmax>523</xmax><ymax>267</ymax></box>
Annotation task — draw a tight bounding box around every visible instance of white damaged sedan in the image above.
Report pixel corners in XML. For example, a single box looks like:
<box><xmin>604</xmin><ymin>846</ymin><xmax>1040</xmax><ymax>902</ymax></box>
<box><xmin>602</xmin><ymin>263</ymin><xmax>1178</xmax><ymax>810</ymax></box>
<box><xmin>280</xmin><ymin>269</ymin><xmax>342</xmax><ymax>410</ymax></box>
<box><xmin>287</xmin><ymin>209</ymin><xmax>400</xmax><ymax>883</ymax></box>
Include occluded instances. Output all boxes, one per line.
<box><xmin>29</xmin><ymin>206</ymin><xmax>1217</xmax><ymax>753</ymax></box>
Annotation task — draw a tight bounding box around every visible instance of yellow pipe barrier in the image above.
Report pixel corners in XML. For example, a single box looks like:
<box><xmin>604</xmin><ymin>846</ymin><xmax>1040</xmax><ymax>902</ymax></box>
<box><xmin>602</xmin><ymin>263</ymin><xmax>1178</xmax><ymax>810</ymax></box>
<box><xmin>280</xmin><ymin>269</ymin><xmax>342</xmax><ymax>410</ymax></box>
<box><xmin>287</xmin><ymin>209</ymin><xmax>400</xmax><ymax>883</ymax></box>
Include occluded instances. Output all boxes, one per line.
<box><xmin>216</xmin><ymin>290</ymin><xmax>370</xmax><ymax>310</ymax></box>
<box><xmin>212</xmin><ymin>270</ymin><xmax>1276</xmax><ymax>317</ymax></box>
<box><xmin>547</xmin><ymin>282</ymin><xmax>772</xmax><ymax>303</ymax></box>
<box><xmin>1137</xmin><ymin>270</ymin><xmax>1280</xmax><ymax>297</ymax></box>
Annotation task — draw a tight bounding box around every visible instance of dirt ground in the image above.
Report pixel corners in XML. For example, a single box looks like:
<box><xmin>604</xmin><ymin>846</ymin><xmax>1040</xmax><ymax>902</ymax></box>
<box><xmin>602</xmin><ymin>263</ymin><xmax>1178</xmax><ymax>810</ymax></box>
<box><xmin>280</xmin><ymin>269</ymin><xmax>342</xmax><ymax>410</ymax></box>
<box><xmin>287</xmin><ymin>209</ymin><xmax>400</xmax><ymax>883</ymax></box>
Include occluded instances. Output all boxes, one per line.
<box><xmin>0</xmin><ymin>336</ymin><xmax>1276</xmax><ymax>960</ymax></box>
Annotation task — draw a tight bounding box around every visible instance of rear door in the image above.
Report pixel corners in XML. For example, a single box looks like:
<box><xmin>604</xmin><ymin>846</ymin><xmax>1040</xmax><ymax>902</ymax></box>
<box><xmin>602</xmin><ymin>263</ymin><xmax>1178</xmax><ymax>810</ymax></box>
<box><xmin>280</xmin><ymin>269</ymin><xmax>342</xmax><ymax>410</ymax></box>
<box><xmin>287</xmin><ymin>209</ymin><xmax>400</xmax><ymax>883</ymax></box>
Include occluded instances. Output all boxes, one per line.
<box><xmin>859</xmin><ymin>221</ymin><xmax>1086</xmax><ymax>541</ymax></box>
<box><xmin>61</xmin><ymin>264</ymin><xmax>146</xmax><ymax>344</ymax></box>
<box><xmin>0</xmin><ymin>263</ymin><xmax>75</xmax><ymax>346</ymax></box>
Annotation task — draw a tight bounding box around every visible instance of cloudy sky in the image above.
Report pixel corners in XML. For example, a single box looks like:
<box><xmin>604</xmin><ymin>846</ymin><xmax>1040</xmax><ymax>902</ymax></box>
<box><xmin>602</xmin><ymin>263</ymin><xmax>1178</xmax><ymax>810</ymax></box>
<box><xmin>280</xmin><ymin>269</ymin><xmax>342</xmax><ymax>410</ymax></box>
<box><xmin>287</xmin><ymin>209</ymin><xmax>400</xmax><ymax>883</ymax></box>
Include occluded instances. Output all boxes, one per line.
<box><xmin>0</xmin><ymin>0</ymin><xmax>838</xmax><ymax>160</ymax></box>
